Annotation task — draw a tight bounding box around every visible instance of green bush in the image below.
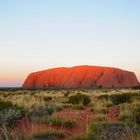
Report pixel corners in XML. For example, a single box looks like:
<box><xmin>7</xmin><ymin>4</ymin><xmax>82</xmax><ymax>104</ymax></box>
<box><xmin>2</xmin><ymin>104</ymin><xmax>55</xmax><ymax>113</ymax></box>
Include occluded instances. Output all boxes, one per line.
<box><xmin>0</xmin><ymin>100</ymin><xmax>24</xmax><ymax>125</ymax></box>
<box><xmin>30</xmin><ymin>104</ymin><xmax>56</xmax><ymax>118</ymax></box>
<box><xmin>68</xmin><ymin>93</ymin><xmax>91</xmax><ymax>105</ymax></box>
<box><xmin>110</xmin><ymin>93</ymin><xmax>132</xmax><ymax>105</ymax></box>
<box><xmin>71</xmin><ymin>123</ymin><xmax>137</xmax><ymax>140</ymax></box>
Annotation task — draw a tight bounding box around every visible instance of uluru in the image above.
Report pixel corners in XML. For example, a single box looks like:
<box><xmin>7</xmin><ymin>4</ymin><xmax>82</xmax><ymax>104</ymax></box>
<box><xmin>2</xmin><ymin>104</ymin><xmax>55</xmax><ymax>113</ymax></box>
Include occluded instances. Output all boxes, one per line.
<box><xmin>23</xmin><ymin>65</ymin><xmax>139</xmax><ymax>89</ymax></box>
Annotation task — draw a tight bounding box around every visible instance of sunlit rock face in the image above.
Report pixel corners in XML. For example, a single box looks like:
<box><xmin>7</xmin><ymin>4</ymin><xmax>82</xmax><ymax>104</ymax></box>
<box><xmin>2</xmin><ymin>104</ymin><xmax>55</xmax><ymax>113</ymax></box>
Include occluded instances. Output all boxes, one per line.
<box><xmin>23</xmin><ymin>65</ymin><xmax>139</xmax><ymax>89</ymax></box>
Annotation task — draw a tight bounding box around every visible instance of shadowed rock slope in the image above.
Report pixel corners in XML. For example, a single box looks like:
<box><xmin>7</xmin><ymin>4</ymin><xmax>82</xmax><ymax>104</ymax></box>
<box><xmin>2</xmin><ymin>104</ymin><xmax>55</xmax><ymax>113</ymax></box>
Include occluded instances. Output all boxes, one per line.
<box><xmin>23</xmin><ymin>65</ymin><xmax>139</xmax><ymax>89</ymax></box>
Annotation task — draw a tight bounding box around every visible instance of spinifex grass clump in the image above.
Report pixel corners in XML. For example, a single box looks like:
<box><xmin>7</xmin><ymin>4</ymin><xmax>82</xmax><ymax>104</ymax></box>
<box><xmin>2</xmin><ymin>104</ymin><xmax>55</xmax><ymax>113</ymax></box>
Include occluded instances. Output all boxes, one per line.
<box><xmin>87</xmin><ymin>123</ymin><xmax>139</xmax><ymax>140</ymax></box>
<box><xmin>30</xmin><ymin>104</ymin><xmax>59</xmax><ymax>123</ymax></box>
<box><xmin>110</xmin><ymin>93</ymin><xmax>132</xmax><ymax>105</ymax></box>
<box><xmin>119</xmin><ymin>106</ymin><xmax>140</xmax><ymax>126</ymax></box>
<box><xmin>48</xmin><ymin>117</ymin><xmax>76</xmax><ymax>128</ymax></box>
<box><xmin>68</xmin><ymin>93</ymin><xmax>91</xmax><ymax>105</ymax></box>
<box><xmin>91</xmin><ymin>99</ymin><xmax>110</xmax><ymax>114</ymax></box>
<box><xmin>30</xmin><ymin>104</ymin><xmax>58</xmax><ymax>117</ymax></box>
<box><xmin>30</xmin><ymin>104</ymin><xmax>65</xmax><ymax>124</ymax></box>
<box><xmin>0</xmin><ymin>100</ymin><xmax>24</xmax><ymax>125</ymax></box>
<box><xmin>71</xmin><ymin>123</ymin><xmax>140</xmax><ymax>140</ymax></box>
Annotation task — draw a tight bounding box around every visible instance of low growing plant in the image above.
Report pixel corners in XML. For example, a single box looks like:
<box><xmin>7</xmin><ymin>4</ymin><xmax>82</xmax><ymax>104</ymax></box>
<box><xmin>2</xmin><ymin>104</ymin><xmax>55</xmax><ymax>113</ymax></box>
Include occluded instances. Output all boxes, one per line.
<box><xmin>68</xmin><ymin>93</ymin><xmax>91</xmax><ymax>105</ymax></box>
<box><xmin>48</xmin><ymin>117</ymin><xmax>76</xmax><ymax>128</ymax></box>
<box><xmin>110</xmin><ymin>93</ymin><xmax>132</xmax><ymax>105</ymax></box>
<box><xmin>0</xmin><ymin>100</ymin><xmax>24</xmax><ymax>125</ymax></box>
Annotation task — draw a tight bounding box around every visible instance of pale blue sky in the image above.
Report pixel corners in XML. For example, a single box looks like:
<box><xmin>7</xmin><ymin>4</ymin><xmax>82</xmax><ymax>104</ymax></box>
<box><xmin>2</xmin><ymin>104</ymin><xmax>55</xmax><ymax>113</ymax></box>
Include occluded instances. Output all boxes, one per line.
<box><xmin>0</xmin><ymin>0</ymin><xmax>140</xmax><ymax>87</ymax></box>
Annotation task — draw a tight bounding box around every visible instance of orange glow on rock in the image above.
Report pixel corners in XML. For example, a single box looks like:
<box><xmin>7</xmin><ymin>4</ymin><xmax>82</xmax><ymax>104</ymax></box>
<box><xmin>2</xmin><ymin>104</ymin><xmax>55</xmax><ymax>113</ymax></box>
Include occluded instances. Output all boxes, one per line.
<box><xmin>23</xmin><ymin>65</ymin><xmax>139</xmax><ymax>89</ymax></box>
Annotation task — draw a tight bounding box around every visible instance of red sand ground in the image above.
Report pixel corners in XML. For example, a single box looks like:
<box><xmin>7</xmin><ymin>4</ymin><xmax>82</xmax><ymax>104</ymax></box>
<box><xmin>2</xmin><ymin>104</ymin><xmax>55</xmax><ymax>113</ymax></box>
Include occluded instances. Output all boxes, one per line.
<box><xmin>14</xmin><ymin>106</ymin><xmax>119</xmax><ymax>140</ymax></box>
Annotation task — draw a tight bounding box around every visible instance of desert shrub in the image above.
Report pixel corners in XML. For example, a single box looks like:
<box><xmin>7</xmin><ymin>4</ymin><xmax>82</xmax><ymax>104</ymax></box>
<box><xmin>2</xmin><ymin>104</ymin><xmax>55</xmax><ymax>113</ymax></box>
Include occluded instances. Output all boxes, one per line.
<box><xmin>48</xmin><ymin>117</ymin><xmax>76</xmax><ymax>128</ymax></box>
<box><xmin>131</xmin><ymin>92</ymin><xmax>140</xmax><ymax>100</ymax></box>
<box><xmin>68</xmin><ymin>93</ymin><xmax>91</xmax><ymax>105</ymax></box>
<box><xmin>70</xmin><ymin>123</ymin><xmax>119</xmax><ymax>140</ymax></box>
<box><xmin>44</xmin><ymin>96</ymin><xmax>52</xmax><ymax>101</ymax></box>
<box><xmin>0</xmin><ymin>100</ymin><xmax>24</xmax><ymax>125</ymax></box>
<box><xmin>30</xmin><ymin>104</ymin><xmax>64</xmax><ymax>123</ymax></box>
<box><xmin>110</xmin><ymin>93</ymin><xmax>132</xmax><ymax>105</ymax></box>
<box><xmin>30</xmin><ymin>104</ymin><xmax>56</xmax><ymax>117</ymax></box>
<box><xmin>86</xmin><ymin>123</ymin><xmax>140</xmax><ymax>140</ymax></box>
<box><xmin>30</xmin><ymin>130</ymin><xmax>65</xmax><ymax>140</ymax></box>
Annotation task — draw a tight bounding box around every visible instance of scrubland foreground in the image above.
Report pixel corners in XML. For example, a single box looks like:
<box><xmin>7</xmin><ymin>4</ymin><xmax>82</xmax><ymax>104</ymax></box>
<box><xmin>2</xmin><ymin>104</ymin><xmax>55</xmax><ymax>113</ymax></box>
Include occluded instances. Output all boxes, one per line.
<box><xmin>0</xmin><ymin>88</ymin><xmax>140</xmax><ymax>140</ymax></box>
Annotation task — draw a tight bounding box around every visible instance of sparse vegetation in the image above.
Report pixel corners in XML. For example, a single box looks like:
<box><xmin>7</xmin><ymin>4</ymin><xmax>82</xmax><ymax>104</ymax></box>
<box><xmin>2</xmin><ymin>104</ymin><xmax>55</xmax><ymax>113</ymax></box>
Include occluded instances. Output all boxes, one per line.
<box><xmin>48</xmin><ymin>117</ymin><xmax>76</xmax><ymax>128</ymax></box>
<box><xmin>68</xmin><ymin>93</ymin><xmax>91</xmax><ymax>105</ymax></box>
<box><xmin>0</xmin><ymin>88</ymin><xmax>140</xmax><ymax>140</ymax></box>
<box><xmin>70</xmin><ymin>122</ymin><xmax>140</xmax><ymax>140</ymax></box>
<box><xmin>30</xmin><ymin>104</ymin><xmax>56</xmax><ymax>117</ymax></box>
